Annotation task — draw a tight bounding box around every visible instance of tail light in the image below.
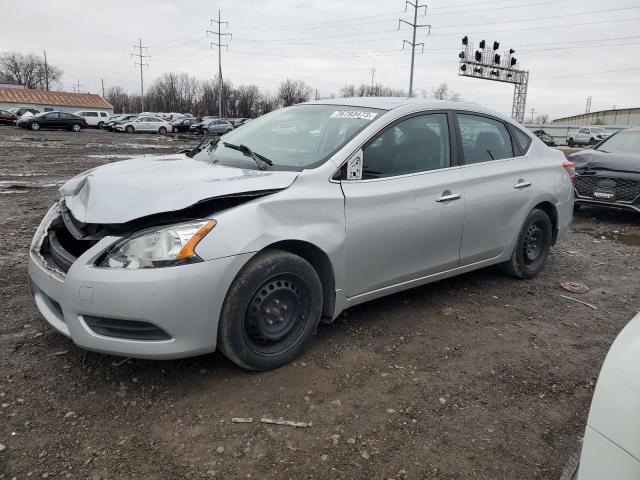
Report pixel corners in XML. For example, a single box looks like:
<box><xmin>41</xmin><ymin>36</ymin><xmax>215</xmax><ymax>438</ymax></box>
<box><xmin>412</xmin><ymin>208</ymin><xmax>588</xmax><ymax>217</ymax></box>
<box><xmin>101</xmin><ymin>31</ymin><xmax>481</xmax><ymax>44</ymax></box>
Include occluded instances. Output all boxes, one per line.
<box><xmin>563</xmin><ymin>161</ymin><xmax>576</xmax><ymax>183</ymax></box>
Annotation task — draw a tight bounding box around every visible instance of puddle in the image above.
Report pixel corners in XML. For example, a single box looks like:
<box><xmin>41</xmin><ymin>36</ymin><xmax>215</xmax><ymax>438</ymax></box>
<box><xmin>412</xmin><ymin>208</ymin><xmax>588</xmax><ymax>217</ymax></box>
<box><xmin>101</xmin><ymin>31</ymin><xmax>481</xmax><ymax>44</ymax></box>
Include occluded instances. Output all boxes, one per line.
<box><xmin>573</xmin><ymin>226</ymin><xmax>640</xmax><ymax>247</ymax></box>
<box><xmin>0</xmin><ymin>180</ymin><xmax>63</xmax><ymax>192</ymax></box>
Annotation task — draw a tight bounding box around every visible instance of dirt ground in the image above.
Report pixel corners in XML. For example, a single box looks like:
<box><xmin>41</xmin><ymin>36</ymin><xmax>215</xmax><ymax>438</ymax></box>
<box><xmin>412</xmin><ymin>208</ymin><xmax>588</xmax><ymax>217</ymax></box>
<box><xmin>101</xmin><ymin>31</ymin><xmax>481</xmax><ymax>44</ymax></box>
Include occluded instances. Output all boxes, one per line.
<box><xmin>0</xmin><ymin>127</ymin><xmax>638</xmax><ymax>480</ymax></box>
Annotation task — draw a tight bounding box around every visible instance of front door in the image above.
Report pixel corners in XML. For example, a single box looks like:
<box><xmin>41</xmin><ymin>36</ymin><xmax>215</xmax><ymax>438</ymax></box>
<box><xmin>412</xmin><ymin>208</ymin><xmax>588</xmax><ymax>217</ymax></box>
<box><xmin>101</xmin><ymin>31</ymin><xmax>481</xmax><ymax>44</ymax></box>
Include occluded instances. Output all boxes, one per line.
<box><xmin>455</xmin><ymin>113</ymin><xmax>533</xmax><ymax>265</ymax></box>
<box><xmin>341</xmin><ymin>112</ymin><xmax>465</xmax><ymax>298</ymax></box>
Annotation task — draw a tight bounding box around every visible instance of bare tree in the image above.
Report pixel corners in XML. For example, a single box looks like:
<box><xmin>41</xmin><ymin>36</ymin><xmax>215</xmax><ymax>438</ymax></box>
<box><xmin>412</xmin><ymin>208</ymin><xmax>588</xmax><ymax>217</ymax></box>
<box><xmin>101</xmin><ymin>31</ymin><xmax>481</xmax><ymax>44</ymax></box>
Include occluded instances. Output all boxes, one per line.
<box><xmin>105</xmin><ymin>86</ymin><xmax>130</xmax><ymax>113</ymax></box>
<box><xmin>431</xmin><ymin>83</ymin><xmax>462</xmax><ymax>102</ymax></box>
<box><xmin>339</xmin><ymin>84</ymin><xmax>357</xmax><ymax>97</ymax></box>
<box><xmin>534</xmin><ymin>114</ymin><xmax>550</xmax><ymax>124</ymax></box>
<box><xmin>0</xmin><ymin>52</ymin><xmax>62</xmax><ymax>89</ymax></box>
<box><xmin>278</xmin><ymin>79</ymin><xmax>312</xmax><ymax>107</ymax></box>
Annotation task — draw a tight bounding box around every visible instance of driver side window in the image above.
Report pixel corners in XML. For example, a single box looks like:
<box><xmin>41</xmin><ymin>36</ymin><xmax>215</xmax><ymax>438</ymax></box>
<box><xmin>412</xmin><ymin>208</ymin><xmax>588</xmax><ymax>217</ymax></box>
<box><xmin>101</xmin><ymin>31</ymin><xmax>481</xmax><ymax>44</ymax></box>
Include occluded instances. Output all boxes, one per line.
<box><xmin>361</xmin><ymin>113</ymin><xmax>450</xmax><ymax>179</ymax></box>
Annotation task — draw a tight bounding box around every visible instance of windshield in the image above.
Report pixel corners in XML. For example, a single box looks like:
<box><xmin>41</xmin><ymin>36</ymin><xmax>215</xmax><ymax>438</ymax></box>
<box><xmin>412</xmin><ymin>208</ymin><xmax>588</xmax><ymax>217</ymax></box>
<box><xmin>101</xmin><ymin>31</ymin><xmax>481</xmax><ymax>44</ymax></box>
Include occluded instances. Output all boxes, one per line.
<box><xmin>596</xmin><ymin>130</ymin><xmax>640</xmax><ymax>155</ymax></box>
<box><xmin>194</xmin><ymin>104</ymin><xmax>384</xmax><ymax>170</ymax></box>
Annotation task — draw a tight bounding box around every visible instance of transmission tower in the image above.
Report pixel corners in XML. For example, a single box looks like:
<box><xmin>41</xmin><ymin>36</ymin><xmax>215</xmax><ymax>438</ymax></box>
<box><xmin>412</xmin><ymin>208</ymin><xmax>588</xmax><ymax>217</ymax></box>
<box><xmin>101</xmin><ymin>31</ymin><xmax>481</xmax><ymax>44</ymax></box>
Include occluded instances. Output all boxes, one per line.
<box><xmin>207</xmin><ymin>10</ymin><xmax>232</xmax><ymax>118</ymax></box>
<box><xmin>398</xmin><ymin>1</ymin><xmax>430</xmax><ymax>97</ymax></box>
<box><xmin>131</xmin><ymin>39</ymin><xmax>150</xmax><ymax>112</ymax></box>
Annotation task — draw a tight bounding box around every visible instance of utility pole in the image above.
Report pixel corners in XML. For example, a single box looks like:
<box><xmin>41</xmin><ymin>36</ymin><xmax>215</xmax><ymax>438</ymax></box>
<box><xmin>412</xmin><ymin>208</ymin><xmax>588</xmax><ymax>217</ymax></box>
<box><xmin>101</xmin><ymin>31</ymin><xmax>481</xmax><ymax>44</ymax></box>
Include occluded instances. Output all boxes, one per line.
<box><xmin>207</xmin><ymin>10</ymin><xmax>232</xmax><ymax>118</ymax></box>
<box><xmin>370</xmin><ymin>68</ymin><xmax>376</xmax><ymax>88</ymax></box>
<box><xmin>101</xmin><ymin>78</ymin><xmax>105</xmax><ymax>98</ymax></box>
<box><xmin>131</xmin><ymin>38</ymin><xmax>150</xmax><ymax>113</ymax></box>
<box><xmin>529</xmin><ymin>108</ymin><xmax>536</xmax><ymax>124</ymax></box>
<box><xmin>42</xmin><ymin>50</ymin><xmax>49</xmax><ymax>91</ymax></box>
<box><xmin>398</xmin><ymin>1</ymin><xmax>430</xmax><ymax>97</ymax></box>
<box><xmin>72</xmin><ymin>80</ymin><xmax>84</xmax><ymax>93</ymax></box>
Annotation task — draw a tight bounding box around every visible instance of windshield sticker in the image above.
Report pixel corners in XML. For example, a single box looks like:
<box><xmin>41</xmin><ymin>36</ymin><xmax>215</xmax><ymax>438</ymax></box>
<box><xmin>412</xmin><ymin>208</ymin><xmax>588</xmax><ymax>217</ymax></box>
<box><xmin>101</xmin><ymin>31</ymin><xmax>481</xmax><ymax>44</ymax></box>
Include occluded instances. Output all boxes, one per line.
<box><xmin>330</xmin><ymin>111</ymin><xmax>378</xmax><ymax>120</ymax></box>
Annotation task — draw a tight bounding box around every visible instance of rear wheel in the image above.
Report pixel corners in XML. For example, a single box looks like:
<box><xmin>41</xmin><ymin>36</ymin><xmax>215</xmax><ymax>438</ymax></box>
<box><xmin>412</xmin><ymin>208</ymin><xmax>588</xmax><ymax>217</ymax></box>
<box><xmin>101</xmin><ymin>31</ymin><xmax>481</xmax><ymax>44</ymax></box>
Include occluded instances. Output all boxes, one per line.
<box><xmin>202</xmin><ymin>128</ymin><xmax>209</xmax><ymax>134</ymax></box>
<box><xmin>218</xmin><ymin>250</ymin><xmax>323</xmax><ymax>371</ymax></box>
<box><xmin>30</xmin><ymin>122</ymin><xmax>40</xmax><ymax>131</ymax></box>
<box><xmin>172</xmin><ymin>126</ymin><xmax>179</xmax><ymax>133</ymax></box>
<box><xmin>500</xmin><ymin>208</ymin><xmax>552</xmax><ymax>279</ymax></box>
<box><xmin>71</xmin><ymin>123</ymin><xmax>82</xmax><ymax>132</ymax></box>
<box><xmin>125</xmin><ymin>125</ymin><xmax>134</xmax><ymax>133</ymax></box>
<box><xmin>568</xmin><ymin>138</ymin><xmax>575</xmax><ymax>147</ymax></box>
<box><xmin>158</xmin><ymin>126</ymin><xmax>167</xmax><ymax>134</ymax></box>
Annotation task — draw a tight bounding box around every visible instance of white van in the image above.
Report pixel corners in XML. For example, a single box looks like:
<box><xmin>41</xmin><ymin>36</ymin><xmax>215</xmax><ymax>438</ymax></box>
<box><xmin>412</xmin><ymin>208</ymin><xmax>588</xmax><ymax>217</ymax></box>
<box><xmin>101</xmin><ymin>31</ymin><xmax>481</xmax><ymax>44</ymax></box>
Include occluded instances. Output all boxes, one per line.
<box><xmin>74</xmin><ymin>111</ymin><xmax>110</xmax><ymax>128</ymax></box>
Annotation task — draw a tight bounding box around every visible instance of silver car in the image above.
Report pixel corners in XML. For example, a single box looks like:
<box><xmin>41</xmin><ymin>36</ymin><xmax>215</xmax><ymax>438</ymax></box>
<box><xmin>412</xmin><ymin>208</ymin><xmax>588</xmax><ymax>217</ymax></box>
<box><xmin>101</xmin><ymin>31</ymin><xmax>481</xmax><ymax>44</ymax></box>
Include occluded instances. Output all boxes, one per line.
<box><xmin>28</xmin><ymin>98</ymin><xmax>574</xmax><ymax>371</ymax></box>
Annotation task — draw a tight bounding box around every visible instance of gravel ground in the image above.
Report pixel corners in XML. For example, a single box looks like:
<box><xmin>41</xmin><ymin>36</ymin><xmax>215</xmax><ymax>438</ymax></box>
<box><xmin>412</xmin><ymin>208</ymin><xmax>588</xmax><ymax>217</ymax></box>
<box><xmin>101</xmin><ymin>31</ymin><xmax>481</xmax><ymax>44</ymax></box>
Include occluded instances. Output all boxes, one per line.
<box><xmin>0</xmin><ymin>127</ymin><xmax>638</xmax><ymax>480</ymax></box>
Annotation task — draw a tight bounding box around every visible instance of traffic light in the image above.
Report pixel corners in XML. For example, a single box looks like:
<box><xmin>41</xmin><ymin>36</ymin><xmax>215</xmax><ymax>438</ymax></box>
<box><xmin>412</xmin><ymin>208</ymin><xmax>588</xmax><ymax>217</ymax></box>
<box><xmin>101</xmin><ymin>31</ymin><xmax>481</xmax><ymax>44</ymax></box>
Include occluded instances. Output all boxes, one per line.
<box><xmin>459</xmin><ymin>51</ymin><xmax>465</xmax><ymax>59</ymax></box>
<box><xmin>462</xmin><ymin>36</ymin><xmax>468</xmax><ymax>46</ymax></box>
<box><xmin>511</xmin><ymin>57</ymin><xmax>517</xmax><ymax>66</ymax></box>
<box><xmin>494</xmin><ymin>53</ymin><xmax>501</xmax><ymax>64</ymax></box>
<box><xmin>493</xmin><ymin>41</ymin><xmax>500</xmax><ymax>50</ymax></box>
<box><xmin>460</xmin><ymin>64</ymin><xmax>467</xmax><ymax>72</ymax></box>
<box><xmin>479</xmin><ymin>40</ymin><xmax>486</xmax><ymax>49</ymax></box>
<box><xmin>475</xmin><ymin>50</ymin><xmax>482</xmax><ymax>62</ymax></box>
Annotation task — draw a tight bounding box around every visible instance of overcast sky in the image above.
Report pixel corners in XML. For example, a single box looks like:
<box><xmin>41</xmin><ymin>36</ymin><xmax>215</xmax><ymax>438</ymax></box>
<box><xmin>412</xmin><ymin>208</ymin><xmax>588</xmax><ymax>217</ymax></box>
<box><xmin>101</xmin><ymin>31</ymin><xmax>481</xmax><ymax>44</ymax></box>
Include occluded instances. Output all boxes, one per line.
<box><xmin>1</xmin><ymin>0</ymin><xmax>639</xmax><ymax>119</ymax></box>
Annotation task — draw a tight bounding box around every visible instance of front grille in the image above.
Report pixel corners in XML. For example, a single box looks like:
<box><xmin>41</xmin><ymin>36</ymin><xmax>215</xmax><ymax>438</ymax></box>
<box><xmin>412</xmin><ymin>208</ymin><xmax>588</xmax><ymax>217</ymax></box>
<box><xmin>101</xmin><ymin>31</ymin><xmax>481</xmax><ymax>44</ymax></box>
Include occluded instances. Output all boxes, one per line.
<box><xmin>84</xmin><ymin>316</ymin><xmax>171</xmax><ymax>341</ymax></box>
<box><xmin>575</xmin><ymin>176</ymin><xmax>640</xmax><ymax>202</ymax></box>
<box><xmin>41</xmin><ymin>208</ymin><xmax>98</xmax><ymax>273</ymax></box>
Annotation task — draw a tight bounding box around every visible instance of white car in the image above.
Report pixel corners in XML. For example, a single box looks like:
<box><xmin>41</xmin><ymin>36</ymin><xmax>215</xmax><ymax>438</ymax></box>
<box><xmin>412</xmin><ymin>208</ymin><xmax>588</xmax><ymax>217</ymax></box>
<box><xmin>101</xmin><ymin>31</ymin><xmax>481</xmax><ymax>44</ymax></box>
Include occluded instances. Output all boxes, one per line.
<box><xmin>75</xmin><ymin>110</ymin><xmax>110</xmax><ymax>128</ymax></box>
<box><xmin>562</xmin><ymin>312</ymin><xmax>640</xmax><ymax>479</ymax></box>
<box><xmin>116</xmin><ymin>116</ymin><xmax>171</xmax><ymax>134</ymax></box>
<box><xmin>567</xmin><ymin>127</ymin><xmax>611</xmax><ymax>147</ymax></box>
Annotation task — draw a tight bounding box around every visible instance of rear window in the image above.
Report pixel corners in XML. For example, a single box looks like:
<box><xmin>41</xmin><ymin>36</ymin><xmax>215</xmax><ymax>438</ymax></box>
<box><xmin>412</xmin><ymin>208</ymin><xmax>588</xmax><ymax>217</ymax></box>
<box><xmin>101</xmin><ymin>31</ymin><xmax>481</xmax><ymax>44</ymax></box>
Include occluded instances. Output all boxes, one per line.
<box><xmin>512</xmin><ymin>127</ymin><xmax>532</xmax><ymax>154</ymax></box>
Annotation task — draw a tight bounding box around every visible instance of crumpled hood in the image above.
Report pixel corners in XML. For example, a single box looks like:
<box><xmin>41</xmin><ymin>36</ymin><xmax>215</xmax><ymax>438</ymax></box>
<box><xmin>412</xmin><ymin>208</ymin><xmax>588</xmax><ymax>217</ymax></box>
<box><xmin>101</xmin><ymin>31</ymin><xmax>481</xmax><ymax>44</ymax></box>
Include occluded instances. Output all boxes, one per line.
<box><xmin>570</xmin><ymin>149</ymin><xmax>640</xmax><ymax>174</ymax></box>
<box><xmin>59</xmin><ymin>153</ymin><xmax>298</xmax><ymax>224</ymax></box>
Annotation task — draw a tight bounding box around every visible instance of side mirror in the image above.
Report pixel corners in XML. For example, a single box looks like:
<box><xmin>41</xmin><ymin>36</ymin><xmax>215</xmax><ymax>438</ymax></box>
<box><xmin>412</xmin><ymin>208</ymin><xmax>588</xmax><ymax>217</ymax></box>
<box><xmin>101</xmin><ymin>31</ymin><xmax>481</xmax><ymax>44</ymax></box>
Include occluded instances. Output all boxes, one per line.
<box><xmin>346</xmin><ymin>149</ymin><xmax>363</xmax><ymax>180</ymax></box>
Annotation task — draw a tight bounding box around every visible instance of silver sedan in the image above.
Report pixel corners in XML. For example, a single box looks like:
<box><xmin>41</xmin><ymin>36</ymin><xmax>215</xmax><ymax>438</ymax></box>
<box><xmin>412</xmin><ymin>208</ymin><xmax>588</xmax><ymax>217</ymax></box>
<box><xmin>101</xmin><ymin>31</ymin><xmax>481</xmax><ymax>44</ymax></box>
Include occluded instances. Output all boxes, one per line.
<box><xmin>28</xmin><ymin>98</ymin><xmax>574</xmax><ymax>370</ymax></box>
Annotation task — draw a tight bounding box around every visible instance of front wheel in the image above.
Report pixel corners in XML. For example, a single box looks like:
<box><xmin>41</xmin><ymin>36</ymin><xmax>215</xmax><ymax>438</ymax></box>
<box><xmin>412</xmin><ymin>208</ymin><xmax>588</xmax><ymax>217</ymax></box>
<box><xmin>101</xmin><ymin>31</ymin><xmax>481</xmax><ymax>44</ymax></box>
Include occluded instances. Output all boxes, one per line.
<box><xmin>500</xmin><ymin>208</ymin><xmax>552</xmax><ymax>279</ymax></box>
<box><xmin>589</xmin><ymin>137</ymin><xmax>597</xmax><ymax>145</ymax></box>
<box><xmin>71</xmin><ymin>123</ymin><xmax>82</xmax><ymax>132</ymax></box>
<box><xmin>202</xmin><ymin>128</ymin><xmax>209</xmax><ymax>134</ymax></box>
<box><xmin>125</xmin><ymin>125</ymin><xmax>134</xmax><ymax>133</ymax></box>
<box><xmin>218</xmin><ymin>250</ymin><xmax>323</xmax><ymax>371</ymax></box>
<box><xmin>568</xmin><ymin>138</ymin><xmax>575</xmax><ymax>147</ymax></box>
<box><xmin>172</xmin><ymin>127</ymin><xmax>179</xmax><ymax>133</ymax></box>
<box><xmin>158</xmin><ymin>126</ymin><xmax>167</xmax><ymax>134</ymax></box>
<box><xmin>97</xmin><ymin>121</ymin><xmax>104</xmax><ymax>129</ymax></box>
<box><xmin>30</xmin><ymin>122</ymin><xmax>40</xmax><ymax>131</ymax></box>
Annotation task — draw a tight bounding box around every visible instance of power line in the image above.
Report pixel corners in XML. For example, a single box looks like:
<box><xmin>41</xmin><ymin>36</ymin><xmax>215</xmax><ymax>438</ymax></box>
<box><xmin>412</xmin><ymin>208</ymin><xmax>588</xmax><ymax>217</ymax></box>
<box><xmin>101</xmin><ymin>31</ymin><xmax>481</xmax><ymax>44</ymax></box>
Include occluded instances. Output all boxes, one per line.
<box><xmin>131</xmin><ymin>38</ymin><xmax>150</xmax><ymax>112</ymax></box>
<box><xmin>207</xmin><ymin>10</ymin><xmax>232</xmax><ymax>118</ymax></box>
<box><xmin>399</xmin><ymin>1</ymin><xmax>430</xmax><ymax>97</ymax></box>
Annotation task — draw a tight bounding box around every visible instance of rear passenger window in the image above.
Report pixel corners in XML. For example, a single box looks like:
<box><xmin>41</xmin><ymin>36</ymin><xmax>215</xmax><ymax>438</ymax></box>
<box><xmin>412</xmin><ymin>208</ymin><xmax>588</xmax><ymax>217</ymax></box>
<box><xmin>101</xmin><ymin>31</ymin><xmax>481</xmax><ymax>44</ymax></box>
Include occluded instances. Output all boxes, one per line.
<box><xmin>512</xmin><ymin>127</ymin><xmax>532</xmax><ymax>154</ymax></box>
<box><xmin>361</xmin><ymin>113</ymin><xmax>450</xmax><ymax>179</ymax></box>
<box><xmin>457</xmin><ymin>114</ymin><xmax>514</xmax><ymax>164</ymax></box>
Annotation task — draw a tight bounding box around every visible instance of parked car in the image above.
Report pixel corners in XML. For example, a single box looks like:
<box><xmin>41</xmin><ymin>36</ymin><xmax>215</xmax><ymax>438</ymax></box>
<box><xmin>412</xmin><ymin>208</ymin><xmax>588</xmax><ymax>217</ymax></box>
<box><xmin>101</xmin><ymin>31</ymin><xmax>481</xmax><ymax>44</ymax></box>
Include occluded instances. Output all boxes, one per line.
<box><xmin>571</xmin><ymin>127</ymin><xmax>640</xmax><ymax>213</ymax></box>
<box><xmin>9</xmin><ymin>107</ymin><xmax>40</xmax><ymax>116</ymax></box>
<box><xmin>102</xmin><ymin>114</ymin><xmax>138</xmax><ymax>131</ymax></box>
<box><xmin>74</xmin><ymin>110</ymin><xmax>110</xmax><ymax>128</ymax></box>
<box><xmin>27</xmin><ymin>98</ymin><xmax>573</xmax><ymax>371</ymax></box>
<box><xmin>0</xmin><ymin>109</ymin><xmax>18</xmax><ymax>125</ymax></box>
<box><xmin>17</xmin><ymin>111</ymin><xmax>87</xmax><ymax>132</ymax></box>
<box><xmin>532</xmin><ymin>129</ymin><xmax>556</xmax><ymax>147</ymax></box>
<box><xmin>560</xmin><ymin>311</ymin><xmax>640</xmax><ymax>480</ymax></box>
<box><xmin>189</xmin><ymin>118</ymin><xmax>234</xmax><ymax>135</ymax></box>
<box><xmin>171</xmin><ymin>117</ymin><xmax>200</xmax><ymax>133</ymax></box>
<box><xmin>115</xmin><ymin>116</ymin><xmax>171</xmax><ymax>134</ymax></box>
<box><xmin>567</xmin><ymin>127</ymin><xmax>611</xmax><ymax>147</ymax></box>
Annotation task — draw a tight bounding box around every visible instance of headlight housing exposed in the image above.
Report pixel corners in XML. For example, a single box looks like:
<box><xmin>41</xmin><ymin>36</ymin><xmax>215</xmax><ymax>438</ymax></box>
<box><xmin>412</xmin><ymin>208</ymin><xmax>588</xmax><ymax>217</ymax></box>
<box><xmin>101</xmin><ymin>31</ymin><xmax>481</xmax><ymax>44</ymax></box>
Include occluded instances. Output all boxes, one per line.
<box><xmin>98</xmin><ymin>220</ymin><xmax>216</xmax><ymax>269</ymax></box>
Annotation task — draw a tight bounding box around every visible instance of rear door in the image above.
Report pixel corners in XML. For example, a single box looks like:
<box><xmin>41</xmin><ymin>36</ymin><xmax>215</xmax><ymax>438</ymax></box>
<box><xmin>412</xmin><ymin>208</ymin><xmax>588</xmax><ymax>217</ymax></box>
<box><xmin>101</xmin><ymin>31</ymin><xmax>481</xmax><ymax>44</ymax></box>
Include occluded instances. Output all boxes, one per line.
<box><xmin>341</xmin><ymin>111</ymin><xmax>466</xmax><ymax>297</ymax></box>
<box><xmin>43</xmin><ymin>112</ymin><xmax>61</xmax><ymax>128</ymax></box>
<box><xmin>455</xmin><ymin>112</ymin><xmax>533</xmax><ymax>265</ymax></box>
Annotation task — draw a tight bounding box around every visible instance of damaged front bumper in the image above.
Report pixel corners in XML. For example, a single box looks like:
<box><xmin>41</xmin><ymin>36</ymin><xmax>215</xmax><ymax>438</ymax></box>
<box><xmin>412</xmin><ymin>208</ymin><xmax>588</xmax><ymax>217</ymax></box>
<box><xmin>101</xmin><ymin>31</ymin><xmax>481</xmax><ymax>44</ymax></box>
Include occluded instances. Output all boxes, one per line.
<box><xmin>28</xmin><ymin>204</ymin><xmax>253</xmax><ymax>359</ymax></box>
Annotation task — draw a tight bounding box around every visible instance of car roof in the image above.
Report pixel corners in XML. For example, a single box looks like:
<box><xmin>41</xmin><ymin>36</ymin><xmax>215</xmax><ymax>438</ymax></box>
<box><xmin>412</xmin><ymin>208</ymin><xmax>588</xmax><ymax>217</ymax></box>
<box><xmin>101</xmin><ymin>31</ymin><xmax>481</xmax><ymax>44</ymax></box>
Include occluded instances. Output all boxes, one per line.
<box><xmin>303</xmin><ymin>96</ymin><xmax>513</xmax><ymax>122</ymax></box>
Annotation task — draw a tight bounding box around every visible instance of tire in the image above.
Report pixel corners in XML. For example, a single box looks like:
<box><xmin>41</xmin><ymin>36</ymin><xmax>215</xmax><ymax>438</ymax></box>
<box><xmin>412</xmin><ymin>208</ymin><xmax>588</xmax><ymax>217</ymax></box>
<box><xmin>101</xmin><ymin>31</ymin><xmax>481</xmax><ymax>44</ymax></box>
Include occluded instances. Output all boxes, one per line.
<box><xmin>172</xmin><ymin>127</ymin><xmax>179</xmax><ymax>133</ymax></box>
<box><xmin>500</xmin><ymin>208</ymin><xmax>553</xmax><ymax>279</ymax></box>
<box><xmin>202</xmin><ymin>128</ymin><xmax>209</xmax><ymax>134</ymax></box>
<box><xmin>71</xmin><ymin>123</ymin><xmax>82</xmax><ymax>132</ymax></box>
<box><xmin>226</xmin><ymin>128</ymin><xmax>233</xmax><ymax>133</ymax></box>
<box><xmin>158</xmin><ymin>126</ymin><xmax>167</xmax><ymax>134</ymax></box>
<box><xmin>97</xmin><ymin>121</ymin><xmax>104</xmax><ymax>129</ymax></box>
<box><xmin>568</xmin><ymin>138</ymin><xmax>575</xmax><ymax>147</ymax></box>
<box><xmin>30</xmin><ymin>122</ymin><xmax>40</xmax><ymax>131</ymax></box>
<box><xmin>218</xmin><ymin>249</ymin><xmax>323</xmax><ymax>371</ymax></box>
<box><xmin>125</xmin><ymin>125</ymin><xmax>134</xmax><ymax>133</ymax></box>
<box><xmin>589</xmin><ymin>137</ymin><xmax>596</xmax><ymax>145</ymax></box>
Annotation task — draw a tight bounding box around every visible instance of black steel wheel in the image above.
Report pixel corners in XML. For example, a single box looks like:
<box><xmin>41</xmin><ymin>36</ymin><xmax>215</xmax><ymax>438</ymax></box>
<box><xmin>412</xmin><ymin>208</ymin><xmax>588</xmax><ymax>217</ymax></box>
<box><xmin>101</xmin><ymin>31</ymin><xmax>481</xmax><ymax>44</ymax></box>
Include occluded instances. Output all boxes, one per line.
<box><xmin>500</xmin><ymin>208</ymin><xmax>552</xmax><ymax>279</ymax></box>
<box><xmin>218</xmin><ymin>250</ymin><xmax>323</xmax><ymax>371</ymax></box>
<box><xmin>158</xmin><ymin>126</ymin><xmax>167</xmax><ymax>134</ymax></box>
<box><xmin>30</xmin><ymin>122</ymin><xmax>40</xmax><ymax>131</ymax></box>
<box><xmin>568</xmin><ymin>138</ymin><xmax>575</xmax><ymax>147</ymax></box>
<box><xmin>125</xmin><ymin>125</ymin><xmax>134</xmax><ymax>133</ymax></box>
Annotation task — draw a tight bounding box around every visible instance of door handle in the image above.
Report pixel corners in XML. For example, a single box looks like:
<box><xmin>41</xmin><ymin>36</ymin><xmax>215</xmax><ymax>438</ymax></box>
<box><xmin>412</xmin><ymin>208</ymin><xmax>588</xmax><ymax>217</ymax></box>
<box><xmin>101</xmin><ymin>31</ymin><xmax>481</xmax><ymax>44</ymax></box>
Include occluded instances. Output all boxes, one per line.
<box><xmin>514</xmin><ymin>181</ymin><xmax>532</xmax><ymax>189</ymax></box>
<box><xmin>436</xmin><ymin>193</ymin><xmax>462</xmax><ymax>202</ymax></box>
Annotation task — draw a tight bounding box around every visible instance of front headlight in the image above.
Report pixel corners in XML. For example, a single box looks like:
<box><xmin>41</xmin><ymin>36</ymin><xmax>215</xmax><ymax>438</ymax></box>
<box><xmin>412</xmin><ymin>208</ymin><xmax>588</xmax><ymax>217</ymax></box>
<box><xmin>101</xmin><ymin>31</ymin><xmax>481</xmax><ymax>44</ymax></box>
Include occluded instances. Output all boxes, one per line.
<box><xmin>98</xmin><ymin>220</ymin><xmax>216</xmax><ymax>269</ymax></box>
